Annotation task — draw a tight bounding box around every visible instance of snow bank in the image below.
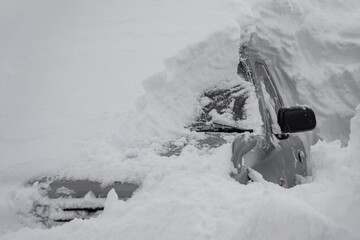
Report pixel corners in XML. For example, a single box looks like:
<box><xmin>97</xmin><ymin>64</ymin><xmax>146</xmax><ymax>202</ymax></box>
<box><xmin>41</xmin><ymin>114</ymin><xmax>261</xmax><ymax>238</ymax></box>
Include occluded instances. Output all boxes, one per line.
<box><xmin>305</xmin><ymin>104</ymin><xmax>360</xmax><ymax>232</ymax></box>
<box><xmin>1</xmin><ymin>0</ymin><xmax>360</xmax><ymax>239</ymax></box>
<box><xmin>0</xmin><ymin>0</ymin><xmax>244</xmax><ymax>182</ymax></box>
<box><xmin>239</xmin><ymin>0</ymin><xmax>360</xmax><ymax>146</ymax></box>
<box><xmin>2</xmin><ymin>108</ymin><xmax>360</xmax><ymax>239</ymax></box>
<box><xmin>0</xmin><ymin>28</ymin><xmax>261</xmax><ymax>187</ymax></box>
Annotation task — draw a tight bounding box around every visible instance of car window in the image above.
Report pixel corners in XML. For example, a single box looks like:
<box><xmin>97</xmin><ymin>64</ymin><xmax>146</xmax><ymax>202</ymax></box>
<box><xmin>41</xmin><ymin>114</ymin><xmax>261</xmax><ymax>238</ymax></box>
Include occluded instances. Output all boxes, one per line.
<box><xmin>191</xmin><ymin>79</ymin><xmax>262</xmax><ymax>133</ymax></box>
<box><xmin>195</xmin><ymin>84</ymin><xmax>248</xmax><ymax>126</ymax></box>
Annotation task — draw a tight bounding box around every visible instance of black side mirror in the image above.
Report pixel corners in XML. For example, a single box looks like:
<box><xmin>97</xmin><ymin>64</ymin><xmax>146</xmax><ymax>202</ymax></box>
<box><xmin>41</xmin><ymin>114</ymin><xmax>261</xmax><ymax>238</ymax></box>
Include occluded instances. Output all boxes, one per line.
<box><xmin>278</xmin><ymin>107</ymin><xmax>316</xmax><ymax>133</ymax></box>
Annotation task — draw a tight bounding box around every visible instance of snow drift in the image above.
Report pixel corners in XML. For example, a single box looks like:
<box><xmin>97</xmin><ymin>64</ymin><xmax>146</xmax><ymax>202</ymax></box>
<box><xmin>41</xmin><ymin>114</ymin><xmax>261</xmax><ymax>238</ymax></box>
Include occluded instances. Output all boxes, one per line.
<box><xmin>1</xmin><ymin>0</ymin><xmax>360</xmax><ymax>239</ymax></box>
<box><xmin>239</xmin><ymin>0</ymin><xmax>360</xmax><ymax>146</ymax></box>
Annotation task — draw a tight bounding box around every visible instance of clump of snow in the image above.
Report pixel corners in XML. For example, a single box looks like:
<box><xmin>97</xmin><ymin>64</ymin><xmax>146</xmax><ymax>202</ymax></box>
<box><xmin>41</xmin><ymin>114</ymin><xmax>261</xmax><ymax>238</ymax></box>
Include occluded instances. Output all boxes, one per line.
<box><xmin>103</xmin><ymin>189</ymin><xmax>119</xmax><ymax>214</ymax></box>
<box><xmin>124</xmin><ymin>148</ymin><xmax>140</xmax><ymax>159</ymax></box>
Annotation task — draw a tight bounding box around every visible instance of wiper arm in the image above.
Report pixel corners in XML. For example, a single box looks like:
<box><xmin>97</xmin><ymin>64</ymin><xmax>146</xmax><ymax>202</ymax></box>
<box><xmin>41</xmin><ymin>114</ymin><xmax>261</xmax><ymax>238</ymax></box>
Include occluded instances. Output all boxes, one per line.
<box><xmin>193</xmin><ymin>123</ymin><xmax>253</xmax><ymax>133</ymax></box>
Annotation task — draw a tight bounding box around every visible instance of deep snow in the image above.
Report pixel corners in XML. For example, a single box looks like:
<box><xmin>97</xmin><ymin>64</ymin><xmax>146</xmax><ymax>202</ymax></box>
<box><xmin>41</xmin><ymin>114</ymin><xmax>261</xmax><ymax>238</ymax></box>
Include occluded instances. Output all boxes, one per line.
<box><xmin>1</xmin><ymin>0</ymin><xmax>360</xmax><ymax>239</ymax></box>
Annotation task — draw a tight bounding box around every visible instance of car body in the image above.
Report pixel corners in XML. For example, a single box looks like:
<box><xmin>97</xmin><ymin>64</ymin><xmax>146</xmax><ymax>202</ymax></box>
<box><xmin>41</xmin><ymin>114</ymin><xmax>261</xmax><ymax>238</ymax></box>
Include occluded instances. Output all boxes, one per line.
<box><xmin>27</xmin><ymin>46</ymin><xmax>316</xmax><ymax>225</ymax></box>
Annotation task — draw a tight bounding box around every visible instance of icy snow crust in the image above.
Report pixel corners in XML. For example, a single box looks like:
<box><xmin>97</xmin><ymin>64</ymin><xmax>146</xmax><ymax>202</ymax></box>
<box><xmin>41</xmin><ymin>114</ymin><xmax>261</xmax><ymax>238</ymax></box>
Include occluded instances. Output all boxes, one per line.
<box><xmin>1</xmin><ymin>0</ymin><xmax>360</xmax><ymax>239</ymax></box>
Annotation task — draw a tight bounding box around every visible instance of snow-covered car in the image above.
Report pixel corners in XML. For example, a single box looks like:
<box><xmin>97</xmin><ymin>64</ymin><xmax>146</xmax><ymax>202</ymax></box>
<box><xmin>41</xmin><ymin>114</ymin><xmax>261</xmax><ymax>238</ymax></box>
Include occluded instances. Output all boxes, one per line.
<box><xmin>28</xmin><ymin>46</ymin><xmax>316</xmax><ymax>225</ymax></box>
<box><xmin>230</xmin><ymin>46</ymin><xmax>316</xmax><ymax>186</ymax></box>
<box><xmin>186</xmin><ymin>45</ymin><xmax>316</xmax><ymax>187</ymax></box>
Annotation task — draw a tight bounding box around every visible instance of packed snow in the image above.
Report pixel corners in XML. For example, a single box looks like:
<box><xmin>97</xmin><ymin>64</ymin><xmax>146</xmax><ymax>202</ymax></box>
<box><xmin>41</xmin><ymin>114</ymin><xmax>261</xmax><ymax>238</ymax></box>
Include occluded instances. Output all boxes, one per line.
<box><xmin>0</xmin><ymin>0</ymin><xmax>360</xmax><ymax>239</ymax></box>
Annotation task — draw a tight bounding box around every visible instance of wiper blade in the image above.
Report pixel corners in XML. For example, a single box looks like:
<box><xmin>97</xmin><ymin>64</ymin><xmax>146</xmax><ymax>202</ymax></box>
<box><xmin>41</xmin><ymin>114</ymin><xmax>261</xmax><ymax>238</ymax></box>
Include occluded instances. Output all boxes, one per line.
<box><xmin>193</xmin><ymin>123</ymin><xmax>253</xmax><ymax>133</ymax></box>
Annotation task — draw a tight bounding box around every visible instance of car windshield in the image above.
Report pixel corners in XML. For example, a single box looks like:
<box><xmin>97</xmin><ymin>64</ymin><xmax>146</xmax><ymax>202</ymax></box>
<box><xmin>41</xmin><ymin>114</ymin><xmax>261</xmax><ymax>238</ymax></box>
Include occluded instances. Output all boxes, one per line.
<box><xmin>191</xmin><ymin>79</ymin><xmax>262</xmax><ymax>134</ymax></box>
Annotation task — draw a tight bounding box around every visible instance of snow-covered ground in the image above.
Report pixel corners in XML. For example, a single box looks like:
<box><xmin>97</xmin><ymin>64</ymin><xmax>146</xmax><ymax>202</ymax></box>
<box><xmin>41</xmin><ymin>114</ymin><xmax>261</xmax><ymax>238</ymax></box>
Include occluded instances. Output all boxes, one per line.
<box><xmin>1</xmin><ymin>0</ymin><xmax>360</xmax><ymax>239</ymax></box>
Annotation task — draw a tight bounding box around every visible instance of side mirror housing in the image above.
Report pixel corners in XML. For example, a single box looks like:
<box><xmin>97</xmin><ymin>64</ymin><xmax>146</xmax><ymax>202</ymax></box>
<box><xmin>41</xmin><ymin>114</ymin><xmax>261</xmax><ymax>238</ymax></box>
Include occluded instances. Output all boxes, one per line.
<box><xmin>278</xmin><ymin>107</ymin><xmax>316</xmax><ymax>133</ymax></box>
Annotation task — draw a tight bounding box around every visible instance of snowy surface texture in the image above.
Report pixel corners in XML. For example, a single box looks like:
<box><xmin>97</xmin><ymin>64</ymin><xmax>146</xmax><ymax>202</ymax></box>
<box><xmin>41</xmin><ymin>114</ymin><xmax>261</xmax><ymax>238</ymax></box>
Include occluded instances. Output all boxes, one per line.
<box><xmin>1</xmin><ymin>0</ymin><xmax>360</xmax><ymax>239</ymax></box>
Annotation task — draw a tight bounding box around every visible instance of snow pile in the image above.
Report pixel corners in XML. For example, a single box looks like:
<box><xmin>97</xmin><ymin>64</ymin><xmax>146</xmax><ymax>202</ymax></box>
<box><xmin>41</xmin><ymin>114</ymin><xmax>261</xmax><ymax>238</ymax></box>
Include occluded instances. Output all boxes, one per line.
<box><xmin>24</xmin><ymin>30</ymin><xmax>259</xmax><ymax>184</ymax></box>
<box><xmin>306</xmin><ymin>104</ymin><xmax>360</xmax><ymax>232</ymax></box>
<box><xmin>0</xmin><ymin>0</ymin><xmax>244</xmax><ymax>182</ymax></box>
<box><xmin>0</xmin><ymin>29</ymin><xmax>263</xmax><ymax>187</ymax></box>
<box><xmin>1</xmin><ymin>0</ymin><xmax>360</xmax><ymax>239</ymax></box>
<box><xmin>240</xmin><ymin>0</ymin><xmax>360</xmax><ymax>145</ymax></box>
<box><xmin>2</xmin><ymin>108</ymin><xmax>360</xmax><ymax>240</ymax></box>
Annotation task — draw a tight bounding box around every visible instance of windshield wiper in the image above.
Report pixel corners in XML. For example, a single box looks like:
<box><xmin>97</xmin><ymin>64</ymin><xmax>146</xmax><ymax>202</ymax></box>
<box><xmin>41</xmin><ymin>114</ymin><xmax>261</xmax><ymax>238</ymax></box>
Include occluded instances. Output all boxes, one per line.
<box><xmin>192</xmin><ymin>123</ymin><xmax>253</xmax><ymax>133</ymax></box>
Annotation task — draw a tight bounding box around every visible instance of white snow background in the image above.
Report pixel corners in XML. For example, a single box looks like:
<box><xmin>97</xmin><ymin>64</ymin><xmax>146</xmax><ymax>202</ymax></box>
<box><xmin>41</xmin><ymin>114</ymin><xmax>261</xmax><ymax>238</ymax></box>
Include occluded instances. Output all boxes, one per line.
<box><xmin>1</xmin><ymin>0</ymin><xmax>360</xmax><ymax>239</ymax></box>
